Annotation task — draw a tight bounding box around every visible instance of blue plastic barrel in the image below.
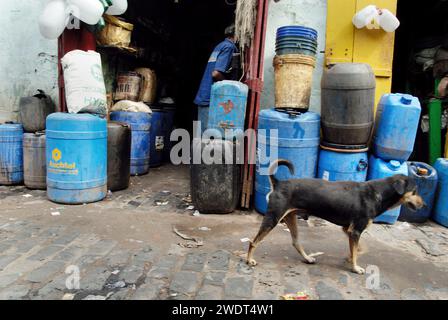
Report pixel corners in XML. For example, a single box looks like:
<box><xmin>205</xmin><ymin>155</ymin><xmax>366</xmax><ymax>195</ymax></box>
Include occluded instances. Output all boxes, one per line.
<box><xmin>110</xmin><ymin>112</ymin><xmax>151</xmax><ymax>175</ymax></box>
<box><xmin>149</xmin><ymin>108</ymin><xmax>166</xmax><ymax>167</ymax></box>
<box><xmin>46</xmin><ymin>113</ymin><xmax>107</xmax><ymax>204</ymax></box>
<box><xmin>399</xmin><ymin>162</ymin><xmax>438</xmax><ymax>223</ymax></box>
<box><xmin>255</xmin><ymin>109</ymin><xmax>320</xmax><ymax>214</ymax></box>
<box><xmin>207</xmin><ymin>81</ymin><xmax>249</xmax><ymax>140</ymax></box>
<box><xmin>433</xmin><ymin>158</ymin><xmax>448</xmax><ymax>227</ymax></box>
<box><xmin>373</xmin><ymin>94</ymin><xmax>421</xmax><ymax>162</ymax></box>
<box><xmin>162</xmin><ymin>106</ymin><xmax>176</xmax><ymax>163</ymax></box>
<box><xmin>368</xmin><ymin>155</ymin><xmax>408</xmax><ymax>224</ymax></box>
<box><xmin>318</xmin><ymin>149</ymin><xmax>368</xmax><ymax>182</ymax></box>
<box><xmin>0</xmin><ymin>123</ymin><xmax>24</xmax><ymax>185</ymax></box>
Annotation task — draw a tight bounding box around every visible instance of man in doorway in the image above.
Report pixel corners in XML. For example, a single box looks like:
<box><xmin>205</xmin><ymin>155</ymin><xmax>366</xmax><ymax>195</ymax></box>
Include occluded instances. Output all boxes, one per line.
<box><xmin>194</xmin><ymin>24</ymin><xmax>238</xmax><ymax>135</ymax></box>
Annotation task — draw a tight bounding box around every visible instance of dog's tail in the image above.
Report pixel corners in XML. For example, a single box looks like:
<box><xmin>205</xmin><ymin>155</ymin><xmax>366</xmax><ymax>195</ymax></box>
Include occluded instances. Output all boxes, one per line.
<box><xmin>268</xmin><ymin>159</ymin><xmax>295</xmax><ymax>189</ymax></box>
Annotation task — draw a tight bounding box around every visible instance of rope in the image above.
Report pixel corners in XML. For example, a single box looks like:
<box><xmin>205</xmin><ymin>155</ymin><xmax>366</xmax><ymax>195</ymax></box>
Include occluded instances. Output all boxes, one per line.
<box><xmin>235</xmin><ymin>0</ymin><xmax>258</xmax><ymax>70</ymax></box>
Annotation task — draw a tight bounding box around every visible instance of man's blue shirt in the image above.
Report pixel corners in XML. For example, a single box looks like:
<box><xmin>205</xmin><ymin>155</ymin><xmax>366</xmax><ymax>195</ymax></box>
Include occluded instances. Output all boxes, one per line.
<box><xmin>194</xmin><ymin>39</ymin><xmax>237</xmax><ymax>106</ymax></box>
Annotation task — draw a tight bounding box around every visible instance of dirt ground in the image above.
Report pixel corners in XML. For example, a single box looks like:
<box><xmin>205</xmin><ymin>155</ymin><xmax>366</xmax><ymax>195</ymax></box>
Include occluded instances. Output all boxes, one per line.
<box><xmin>0</xmin><ymin>164</ymin><xmax>447</xmax><ymax>300</ymax></box>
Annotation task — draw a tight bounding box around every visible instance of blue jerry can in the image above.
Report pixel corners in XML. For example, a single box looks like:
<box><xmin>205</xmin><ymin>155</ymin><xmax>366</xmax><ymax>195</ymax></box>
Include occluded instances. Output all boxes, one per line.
<box><xmin>255</xmin><ymin>108</ymin><xmax>320</xmax><ymax>214</ymax></box>
<box><xmin>399</xmin><ymin>162</ymin><xmax>438</xmax><ymax>223</ymax></box>
<box><xmin>208</xmin><ymin>80</ymin><xmax>249</xmax><ymax>139</ymax></box>
<box><xmin>0</xmin><ymin>123</ymin><xmax>24</xmax><ymax>185</ymax></box>
<box><xmin>368</xmin><ymin>155</ymin><xmax>408</xmax><ymax>224</ymax></box>
<box><xmin>46</xmin><ymin>113</ymin><xmax>107</xmax><ymax>204</ymax></box>
<box><xmin>373</xmin><ymin>94</ymin><xmax>421</xmax><ymax>162</ymax></box>
<box><xmin>433</xmin><ymin>158</ymin><xmax>448</xmax><ymax>227</ymax></box>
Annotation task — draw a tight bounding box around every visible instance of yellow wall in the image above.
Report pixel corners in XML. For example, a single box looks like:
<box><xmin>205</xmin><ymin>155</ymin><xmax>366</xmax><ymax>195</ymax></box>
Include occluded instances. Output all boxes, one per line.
<box><xmin>326</xmin><ymin>0</ymin><xmax>398</xmax><ymax>107</ymax></box>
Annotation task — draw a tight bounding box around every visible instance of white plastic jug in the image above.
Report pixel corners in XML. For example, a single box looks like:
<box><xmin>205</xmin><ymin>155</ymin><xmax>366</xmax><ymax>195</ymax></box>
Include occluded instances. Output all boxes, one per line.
<box><xmin>378</xmin><ymin>9</ymin><xmax>400</xmax><ymax>32</ymax></box>
<box><xmin>106</xmin><ymin>0</ymin><xmax>128</xmax><ymax>15</ymax></box>
<box><xmin>67</xmin><ymin>0</ymin><xmax>104</xmax><ymax>25</ymax></box>
<box><xmin>352</xmin><ymin>5</ymin><xmax>378</xmax><ymax>29</ymax></box>
<box><xmin>39</xmin><ymin>0</ymin><xmax>70</xmax><ymax>39</ymax></box>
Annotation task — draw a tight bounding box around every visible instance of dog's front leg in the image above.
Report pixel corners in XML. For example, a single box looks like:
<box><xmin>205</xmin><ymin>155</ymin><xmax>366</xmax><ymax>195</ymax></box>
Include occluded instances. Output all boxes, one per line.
<box><xmin>348</xmin><ymin>230</ymin><xmax>365</xmax><ymax>275</ymax></box>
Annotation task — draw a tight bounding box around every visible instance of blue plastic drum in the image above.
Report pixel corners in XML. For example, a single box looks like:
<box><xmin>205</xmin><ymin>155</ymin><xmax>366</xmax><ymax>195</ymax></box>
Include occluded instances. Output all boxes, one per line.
<box><xmin>46</xmin><ymin>113</ymin><xmax>107</xmax><ymax>204</ymax></box>
<box><xmin>255</xmin><ymin>109</ymin><xmax>320</xmax><ymax>214</ymax></box>
<box><xmin>0</xmin><ymin>123</ymin><xmax>24</xmax><ymax>185</ymax></box>
<box><xmin>110</xmin><ymin>112</ymin><xmax>152</xmax><ymax>176</ymax></box>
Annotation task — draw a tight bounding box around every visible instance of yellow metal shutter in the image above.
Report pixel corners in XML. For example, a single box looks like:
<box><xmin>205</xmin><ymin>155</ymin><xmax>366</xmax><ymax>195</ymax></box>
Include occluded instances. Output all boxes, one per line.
<box><xmin>325</xmin><ymin>0</ymin><xmax>398</xmax><ymax>107</ymax></box>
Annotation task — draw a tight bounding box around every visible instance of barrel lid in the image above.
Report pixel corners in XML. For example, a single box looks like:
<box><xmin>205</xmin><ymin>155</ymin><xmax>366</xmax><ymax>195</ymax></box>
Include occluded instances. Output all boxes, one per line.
<box><xmin>108</xmin><ymin>121</ymin><xmax>130</xmax><ymax>129</ymax></box>
<box><xmin>212</xmin><ymin>80</ymin><xmax>249</xmax><ymax>96</ymax></box>
<box><xmin>0</xmin><ymin>122</ymin><xmax>23</xmax><ymax>131</ymax></box>
<box><xmin>400</xmin><ymin>94</ymin><xmax>413</xmax><ymax>105</ymax></box>
<box><xmin>47</xmin><ymin>113</ymin><xmax>107</xmax><ymax>132</ymax></box>
<box><xmin>24</xmin><ymin>130</ymin><xmax>46</xmax><ymax>136</ymax></box>
<box><xmin>322</xmin><ymin>63</ymin><xmax>376</xmax><ymax>90</ymax></box>
<box><xmin>259</xmin><ymin>108</ymin><xmax>320</xmax><ymax>123</ymax></box>
<box><xmin>388</xmin><ymin>160</ymin><xmax>402</xmax><ymax>170</ymax></box>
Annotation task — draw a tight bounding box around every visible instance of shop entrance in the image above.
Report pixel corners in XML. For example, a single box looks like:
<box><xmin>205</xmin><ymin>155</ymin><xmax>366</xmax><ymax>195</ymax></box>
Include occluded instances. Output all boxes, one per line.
<box><xmin>100</xmin><ymin>0</ymin><xmax>237</xmax><ymax>134</ymax></box>
<box><xmin>392</xmin><ymin>0</ymin><xmax>448</xmax><ymax>162</ymax></box>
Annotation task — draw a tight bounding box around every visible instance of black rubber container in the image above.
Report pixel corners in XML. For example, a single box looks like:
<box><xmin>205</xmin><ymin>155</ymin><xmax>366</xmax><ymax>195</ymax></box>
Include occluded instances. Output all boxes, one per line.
<box><xmin>107</xmin><ymin>122</ymin><xmax>131</xmax><ymax>191</ymax></box>
<box><xmin>321</xmin><ymin>63</ymin><xmax>376</xmax><ymax>146</ymax></box>
<box><xmin>19</xmin><ymin>90</ymin><xmax>55</xmax><ymax>133</ymax></box>
<box><xmin>190</xmin><ymin>139</ymin><xmax>241</xmax><ymax>214</ymax></box>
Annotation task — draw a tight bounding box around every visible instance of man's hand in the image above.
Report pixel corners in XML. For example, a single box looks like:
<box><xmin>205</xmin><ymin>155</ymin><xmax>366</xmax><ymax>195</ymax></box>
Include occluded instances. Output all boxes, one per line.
<box><xmin>438</xmin><ymin>76</ymin><xmax>448</xmax><ymax>98</ymax></box>
<box><xmin>212</xmin><ymin>70</ymin><xmax>226</xmax><ymax>81</ymax></box>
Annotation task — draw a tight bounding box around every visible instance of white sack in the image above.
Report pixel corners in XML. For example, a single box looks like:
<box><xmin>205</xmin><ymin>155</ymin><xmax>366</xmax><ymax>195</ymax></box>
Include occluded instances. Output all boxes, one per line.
<box><xmin>61</xmin><ymin>50</ymin><xmax>107</xmax><ymax>115</ymax></box>
<box><xmin>111</xmin><ymin>100</ymin><xmax>153</xmax><ymax>113</ymax></box>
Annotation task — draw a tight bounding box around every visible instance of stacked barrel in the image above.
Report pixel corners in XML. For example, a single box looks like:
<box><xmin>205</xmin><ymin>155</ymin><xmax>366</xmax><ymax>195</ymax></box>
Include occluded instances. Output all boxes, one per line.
<box><xmin>255</xmin><ymin>26</ymin><xmax>321</xmax><ymax>214</ymax></box>
<box><xmin>274</xmin><ymin>26</ymin><xmax>318</xmax><ymax>110</ymax></box>
<box><xmin>190</xmin><ymin>81</ymin><xmax>249</xmax><ymax>214</ymax></box>
<box><xmin>370</xmin><ymin>94</ymin><xmax>422</xmax><ymax>224</ymax></box>
<box><xmin>318</xmin><ymin>63</ymin><xmax>375</xmax><ymax>184</ymax></box>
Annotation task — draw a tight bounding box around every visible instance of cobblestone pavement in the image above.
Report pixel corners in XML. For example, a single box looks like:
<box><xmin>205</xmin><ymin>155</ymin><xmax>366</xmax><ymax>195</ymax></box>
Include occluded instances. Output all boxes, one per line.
<box><xmin>0</xmin><ymin>165</ymin><xmax>447</xmax><ymax>300</ymax></box>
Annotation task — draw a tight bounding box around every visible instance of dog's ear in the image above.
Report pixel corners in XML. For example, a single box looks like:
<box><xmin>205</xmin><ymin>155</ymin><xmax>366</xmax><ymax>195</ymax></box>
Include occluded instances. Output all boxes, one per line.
<box><xmin>392</xmin><ymin>179</ymin><xmax>407</xmax><ymax>195</ymax></box>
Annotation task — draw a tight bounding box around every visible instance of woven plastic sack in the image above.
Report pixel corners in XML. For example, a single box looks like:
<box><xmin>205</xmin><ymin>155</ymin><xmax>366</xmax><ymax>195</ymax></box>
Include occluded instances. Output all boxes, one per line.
<box><xmin>61</xmin><ymin>50</ymin><xmax>107</xmax><ymax>116</ymax></box>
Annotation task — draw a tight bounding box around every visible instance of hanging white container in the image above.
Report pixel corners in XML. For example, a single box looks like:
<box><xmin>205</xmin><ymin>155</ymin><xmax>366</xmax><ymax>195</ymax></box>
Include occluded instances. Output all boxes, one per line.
<box><xmin>67</xmin><ymin>0</ymin><xmax>104</xmax><ymax>25</ymax></box>
<box><xmin>378</xmin><ymin>9</ymin><xmax>400</xmax><ymax>32</ymax></box>
<box><xmin>39</xmin><ymin>0</ymin><xmax>70</xmax><ymax>39</ymax></box>
<box><xmin>106</xmin><ymin>0</ymin><xmax>128</xmax><ymax>15</ymax></box>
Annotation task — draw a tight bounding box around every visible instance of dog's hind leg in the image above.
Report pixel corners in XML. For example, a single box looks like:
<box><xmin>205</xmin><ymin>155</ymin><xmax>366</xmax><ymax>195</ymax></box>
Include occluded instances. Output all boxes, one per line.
<box><xmin>247</xmin><ymin>214</ymin><xmax>278</xmax><ymax>267</ymax></box>
<box><xmin>283</xmin><ymin>213</ymin><xmax>323</xmax><ymax>264</ymax></box>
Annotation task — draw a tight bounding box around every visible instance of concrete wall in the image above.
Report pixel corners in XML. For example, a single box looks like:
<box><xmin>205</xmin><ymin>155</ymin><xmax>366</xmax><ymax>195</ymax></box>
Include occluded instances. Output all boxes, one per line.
<box><xmin>0</xmin><ymin>0</ymin><xmax>58</xmax><ymax>123</ymax></box>
<box><xmin>261</xmin><ymin>0</ymin><xmax>327</xmax><ymax>113</ymax></box>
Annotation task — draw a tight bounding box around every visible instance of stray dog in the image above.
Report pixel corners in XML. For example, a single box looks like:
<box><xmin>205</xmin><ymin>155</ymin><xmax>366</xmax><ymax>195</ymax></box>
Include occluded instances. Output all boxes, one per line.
<box><xmin>247</xmin><ymin>159</ymin><xmax>425</xmax><ymax>274</ymax></box>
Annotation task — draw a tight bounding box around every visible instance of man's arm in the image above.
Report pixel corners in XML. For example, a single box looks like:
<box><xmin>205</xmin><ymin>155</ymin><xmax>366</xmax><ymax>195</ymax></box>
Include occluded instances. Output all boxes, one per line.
<box><xmin>212</xmin><ymin>46</ymin><xmax>235</xmax><ymax>82</ymax></box>
<box><xmin>212</xmin><ymin>70</ymin><xmax>226</xmax><ymax>81</ymax></box>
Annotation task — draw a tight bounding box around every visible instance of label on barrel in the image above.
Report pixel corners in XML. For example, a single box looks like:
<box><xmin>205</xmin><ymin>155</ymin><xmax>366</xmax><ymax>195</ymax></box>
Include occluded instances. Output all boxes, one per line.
<box><xmin>155</xmin><ymin>136</ymin><xmax>165</xmax><ymax>151</ymax></box>
<box><xmin>48</xmin><ymin>148</ymin><xmax>78</xmax><ymax>175</ymax></box>
<box><xmin>322</xmin><ymin>171</ymin><xmax>330</xmax><ymax>181</ymax></box>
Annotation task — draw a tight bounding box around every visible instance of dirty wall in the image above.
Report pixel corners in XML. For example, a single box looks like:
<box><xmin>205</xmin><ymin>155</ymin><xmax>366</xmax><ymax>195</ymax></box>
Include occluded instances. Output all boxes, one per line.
<box><xmin>261</xmin><ymin>0</ymin><xmax>327</xmax><ymax>113</ymax></box>
<box><xmin>0</xmin><ymin>0</ymin><xmax>59</xmax><ymax>123</ymax></box>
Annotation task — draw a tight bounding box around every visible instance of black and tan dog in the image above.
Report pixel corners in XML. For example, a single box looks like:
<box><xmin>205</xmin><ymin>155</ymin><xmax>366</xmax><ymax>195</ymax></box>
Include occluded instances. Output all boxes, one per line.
<box><xmin>247</xmin><ymin>159</ymin><xmax>425</xmax><ymax>274</ymax></box>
